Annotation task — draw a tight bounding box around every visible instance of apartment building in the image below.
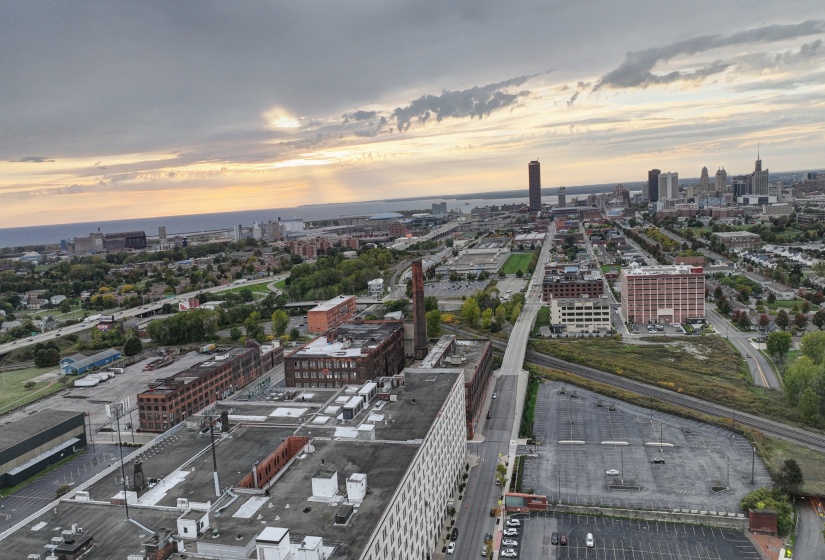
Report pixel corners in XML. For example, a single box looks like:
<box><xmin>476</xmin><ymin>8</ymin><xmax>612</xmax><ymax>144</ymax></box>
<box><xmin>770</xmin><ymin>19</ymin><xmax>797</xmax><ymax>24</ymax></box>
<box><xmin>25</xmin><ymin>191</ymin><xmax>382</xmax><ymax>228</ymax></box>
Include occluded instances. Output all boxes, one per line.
<box><xmin>620</xmin><ymin>264</ymin><xmax>705</xmax><ymax>324</ymax></box>
<box><xmin>548</xmin><ymin>295</ymin><xmax>612</xmax><ymax>333</ymax></box>
<box><xmin>307</xmin><ymin>295</ymin><xmax>357</xmax><ymax>333</ymax></box>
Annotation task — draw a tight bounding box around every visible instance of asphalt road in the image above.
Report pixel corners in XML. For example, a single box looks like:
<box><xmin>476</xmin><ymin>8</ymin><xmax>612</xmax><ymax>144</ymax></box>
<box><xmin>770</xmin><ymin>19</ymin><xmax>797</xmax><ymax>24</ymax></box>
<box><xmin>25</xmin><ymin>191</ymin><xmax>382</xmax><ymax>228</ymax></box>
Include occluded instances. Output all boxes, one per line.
<box><xmin>453</xmin><ymin>226</ymin><xmax>553</xmax><ymax>559</ymax></box>
<box><xmin>704</xmin><ymin>307</ymin><xmax>779</xmax><ymax>388</ymax></box>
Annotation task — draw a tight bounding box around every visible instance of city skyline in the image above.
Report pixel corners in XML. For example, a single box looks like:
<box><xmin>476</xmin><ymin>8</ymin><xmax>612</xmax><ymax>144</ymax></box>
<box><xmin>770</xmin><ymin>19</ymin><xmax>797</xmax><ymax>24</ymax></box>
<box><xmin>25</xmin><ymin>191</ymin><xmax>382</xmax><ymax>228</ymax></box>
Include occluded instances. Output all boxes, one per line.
<box><xmin>2</xmin><ymin>3</ymin><xmax>825</xmax><ymax>228</ymax></box>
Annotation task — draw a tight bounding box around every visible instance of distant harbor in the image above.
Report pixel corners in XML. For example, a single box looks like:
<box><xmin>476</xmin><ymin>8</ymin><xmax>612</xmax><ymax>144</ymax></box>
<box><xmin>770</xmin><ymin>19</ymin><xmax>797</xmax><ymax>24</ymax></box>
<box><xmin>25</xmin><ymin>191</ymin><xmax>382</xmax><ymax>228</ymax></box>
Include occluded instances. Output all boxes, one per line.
<box><xmin>0</xmin><ymin>183</ymin><xmax>641</xmax><ymax>249</ymax></box>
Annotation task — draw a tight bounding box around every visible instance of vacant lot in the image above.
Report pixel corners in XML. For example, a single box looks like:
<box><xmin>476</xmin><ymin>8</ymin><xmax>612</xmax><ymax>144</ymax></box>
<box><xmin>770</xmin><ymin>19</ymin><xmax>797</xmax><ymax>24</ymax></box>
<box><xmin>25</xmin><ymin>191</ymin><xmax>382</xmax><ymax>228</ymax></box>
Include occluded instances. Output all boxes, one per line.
<box><xmin>0</xmin><ymin>366</ymin><xmax>67</xmax><ymax>414</ymax></box>
<box><xmin>529</xmin><ymin>336</ymin><xmax>798</xmax><ymax>426</ymax></box>
<box><xmin>501</xmin><ymin>253</ymin><xmax>532</xmax><ymax>275</ymax></box>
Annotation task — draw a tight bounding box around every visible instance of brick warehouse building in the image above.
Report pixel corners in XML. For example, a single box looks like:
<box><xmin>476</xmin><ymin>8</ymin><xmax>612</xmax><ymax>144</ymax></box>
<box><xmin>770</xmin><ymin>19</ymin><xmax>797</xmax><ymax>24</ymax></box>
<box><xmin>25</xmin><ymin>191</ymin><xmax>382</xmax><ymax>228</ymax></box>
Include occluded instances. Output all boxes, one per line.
<box><xmin>542</xmin><ymin>274</ymin><xmax>604</xmax><ymax>301</ymax></box>
<box><xmin>137</xmin><ymin>342</ymin><xmax>282</xmax><ymax>433</ymax></box>
<box><xmin>620</xmin><ymin>264</ymin><xmax>705</xmax><ymax>324</ymax></box>
<box><xmin>307</xmin><ymin>295</ymin><xmax>357</xmax><ymax>334</ymax></box>
<box><xmin>285</xmin><ymin>321</ymin><xmax>404</xmax><ymax>388</ymax></box>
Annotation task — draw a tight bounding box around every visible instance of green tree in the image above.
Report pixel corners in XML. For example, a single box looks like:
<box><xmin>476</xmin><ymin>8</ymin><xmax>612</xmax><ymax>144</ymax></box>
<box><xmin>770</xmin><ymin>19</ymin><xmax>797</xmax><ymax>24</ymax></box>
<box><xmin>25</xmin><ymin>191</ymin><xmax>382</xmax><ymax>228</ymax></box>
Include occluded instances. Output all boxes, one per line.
<box><xmin>424</xmin><ymin>296</ymin><xmax>439</xmax><ymax>312</ymax></box>
<box><xmin>289</xmin><ymin>327</ymin><xmax>300</xmax><ymax>340</ymax></box>
<box><xmin>244</xmin><ymin>311</ymin><xmax>264</xmax><ymax>341</ymax></box>
<box><xmin>783</xmin><ymin>356</ymin><xmax>817</xmax><ymax>405</ymax></box>
<box><xmin>229</xmin><ymin>327</ymin><xmax>242</xmax><ymax>341</ymax></box>
<box><xmin>462</xmin><ymin>298</ymin><xmax>481</xmax><ymax>327</ymax></box>
<box><xmin>34</xmin><ymin>348</ymin><xmax>60</xmax><ymax>368</ymax></box>
<box><xmin>767</xmin><ymin>292</ymin><xmax>777</xmax><ymax>304</ymax></box>
<box><xmin>800</xmin><ymin>387</ymin><xmax>821</xmax><ymax>424</ymax></box>
<box><xmin>481</xmin><ymin>308</ymin><xmax>493</xmax><ymax>330</ymax></box>
<box><xmin>776</xmin><ymin>458</ymin><xmax>804</xmax><ymax>494</ymax></box>
<box><xmin>59</xmin><ymin>300</ymin><xmax>72</xmax><ymax>313</ymax></box>
<box><xmin>495</xmin><ymin>304</ymin><xmax>508</xmax><ymax>325</ymax></box>
<box><xmin>426</xmin><ymin>309</ymin><xmax>442</xmax><ymax>338</ymax></box>
<box><xmin>801</xmin><ymin>331</ymin><xmax>825</xmax><ymax>365</ymax></box>
<box><xmin>814</xmin><ymin>309</ymin><xmax>825</xmax><ymax>330</ymax></box>
<box><xmin>510</xmin><ymin>302</ymin><xmax>523</xmax><ymax>323</ymax></box>
<box><xmin>795</xmin><ymin>312</ymin><xmax>809</xmax><ymax>331</ymax></box>
<box><xmin>740</xmin><ymin>487</ymin><xmax>793</xmax><ymax>536</ymax></box>
<box><xmin>123</xmin><ymin>336</ymin><xmax>142</xmax><ymax>356</ymax></box>
<box><xmin>775</xmin><ymin>309</ymin><xmax>790</xmax><ymax>330</ymax></box>
<box><xmin>766</xmin><ymin>330</ymin><xmax>792</xmax><ymax>366</ymax></box>
<box><xmin>515</xmin><ymin>269</ymin><xmax>524</xmax><ymax>278</ymax></box>
<box><xmin>271</xmin><ymin>309</ymin><xmax>289</xmax><ymax>337</ymax></box>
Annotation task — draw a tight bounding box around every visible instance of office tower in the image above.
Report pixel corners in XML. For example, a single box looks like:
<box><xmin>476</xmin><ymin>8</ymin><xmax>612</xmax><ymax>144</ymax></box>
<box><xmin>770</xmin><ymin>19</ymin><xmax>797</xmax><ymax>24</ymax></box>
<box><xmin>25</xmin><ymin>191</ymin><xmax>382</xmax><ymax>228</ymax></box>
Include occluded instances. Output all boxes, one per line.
<box><xmin>715</xmin><ymin>167</ymin><xmax>727</xmax><ymax>192</ymax></box>
<box><xmin>432</xmin><ymin>201</ymin><xmax>447</xmax><ymax>215</ymax></box>
<box><xmin>658</xmin><ymin>172</ymin><xmax>679</xmax><ymax>200</ymax></box>
<box><xmin>233</xmin><ymin>224</ymin><xmax>243</xmax><ymax>242</ymax></box>
<box><xmin>621</xmin><ymin>265</ymin><xmax>705</xmax><ymax>324</ymax></box>
<box><xmin>752</xmin><ymin>152</ymin><xmax>769</xmax><ymax>196</ymax></box>
<box><xmin>528</xmin><ymin>160</ymin><xmax>541</xmax><ymax>212</ymax></box>
<box><xmin>733</xmin><ymin>175</ymin><xmax>751</xmax><ymax>198</ymax></box>
<box><xmin>700</xmin><ymin>167</ymin><xmax>709</xmax><ymax>192</ymax></box>
<box><xmin>158</xmin><ymin>226</ymin><xmax>167</xmax><ymax>249</ymax></box>
<box><xmin>557</xmin><ymin>186</ymin><xmax>566</xmax><ymax>208</ymax></box>
<box><xmin>647</xmin><ymin>169</ymin><xmax>661</xmax><ymax>202</ymax></box>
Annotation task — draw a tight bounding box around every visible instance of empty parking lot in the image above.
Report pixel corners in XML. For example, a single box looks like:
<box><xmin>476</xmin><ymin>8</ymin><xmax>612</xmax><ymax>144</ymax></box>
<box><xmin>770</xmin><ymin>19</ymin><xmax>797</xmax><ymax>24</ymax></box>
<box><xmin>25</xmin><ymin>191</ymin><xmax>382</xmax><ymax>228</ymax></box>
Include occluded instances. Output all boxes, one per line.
<box><xmin>522</xmin><ymin>382</ymin><xmax>772</xmax><ymax>514</ymax></box>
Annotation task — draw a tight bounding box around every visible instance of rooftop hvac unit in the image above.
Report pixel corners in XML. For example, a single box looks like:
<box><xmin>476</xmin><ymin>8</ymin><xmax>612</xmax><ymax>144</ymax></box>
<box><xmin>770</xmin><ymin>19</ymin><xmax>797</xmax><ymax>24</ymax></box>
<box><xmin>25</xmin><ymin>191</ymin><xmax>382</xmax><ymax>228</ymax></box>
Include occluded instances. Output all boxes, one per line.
<box><xmin>27</xmin><ymin>555</ymin><xmax>41</xmax><ymax>560</ymax></box>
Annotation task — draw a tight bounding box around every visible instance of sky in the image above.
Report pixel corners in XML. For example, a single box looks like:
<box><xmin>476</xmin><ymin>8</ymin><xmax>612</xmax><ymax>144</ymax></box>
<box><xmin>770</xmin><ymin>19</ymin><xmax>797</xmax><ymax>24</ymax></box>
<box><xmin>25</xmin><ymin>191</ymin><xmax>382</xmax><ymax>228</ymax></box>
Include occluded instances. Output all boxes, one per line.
<box><xmin>2</xmin><ymin>1</ymin><xmax>825</xmax><ymax>228</ymax></box>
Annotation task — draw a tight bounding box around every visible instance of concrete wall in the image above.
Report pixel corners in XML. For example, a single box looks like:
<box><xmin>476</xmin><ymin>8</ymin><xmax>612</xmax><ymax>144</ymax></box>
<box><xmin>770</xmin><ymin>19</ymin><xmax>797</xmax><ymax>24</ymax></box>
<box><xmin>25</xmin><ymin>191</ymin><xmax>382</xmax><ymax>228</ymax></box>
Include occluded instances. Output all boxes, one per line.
<box><xmin>547</xmin><ymin>503</ymin><xmax>748</xmax><ymax>531</ymax></box>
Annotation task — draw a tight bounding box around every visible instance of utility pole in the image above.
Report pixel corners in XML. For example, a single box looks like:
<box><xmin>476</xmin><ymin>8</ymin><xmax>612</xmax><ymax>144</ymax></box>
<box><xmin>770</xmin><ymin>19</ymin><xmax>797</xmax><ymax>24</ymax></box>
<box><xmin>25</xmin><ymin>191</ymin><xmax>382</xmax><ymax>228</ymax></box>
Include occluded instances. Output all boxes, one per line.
<box><xmin>751</xmin><ymin>445</ymin><xmax>755</xmax><ymax>484</ymax></box>
<box><xmin>108</xmin><ymin>400</ymin><xmax>130</xmax><ymax>521</ymax></box>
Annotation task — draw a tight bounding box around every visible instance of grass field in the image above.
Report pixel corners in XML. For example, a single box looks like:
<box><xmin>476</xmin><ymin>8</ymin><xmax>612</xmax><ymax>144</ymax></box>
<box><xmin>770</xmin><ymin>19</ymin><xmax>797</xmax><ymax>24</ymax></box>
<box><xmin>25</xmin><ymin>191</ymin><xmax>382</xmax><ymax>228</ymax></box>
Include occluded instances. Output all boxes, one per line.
<box><xmin>0</xmin><ymin>366</ymin><xmax>67</xmax><ymax>414</ymax></box>
<box><xmin>215</xmin><ymin>279</ymin><xmax>275</xmax><ymax>295</ymax></box>
<box><xmin>274</xmin><ymin>279</ymin><xmax>287</xmax><ymax>289</ymax></box>
<box><xmin>529</xmin><ymin>336</ymin><xmax>799</xmax><ymax>425</ymax></box>
<box><xmin>764</xmin><ymin>299</ymin><xmax>802</xmax><ymax>311</ymax></box>
<box><xmin>531</xmin><ymin>306</ymin><xmax>550</xmax><ymax>336</ymax></box>
<box><xmin>501</xmin><ymin>253</ymin><xmax>531</xmax><ymax>275</ymax></box>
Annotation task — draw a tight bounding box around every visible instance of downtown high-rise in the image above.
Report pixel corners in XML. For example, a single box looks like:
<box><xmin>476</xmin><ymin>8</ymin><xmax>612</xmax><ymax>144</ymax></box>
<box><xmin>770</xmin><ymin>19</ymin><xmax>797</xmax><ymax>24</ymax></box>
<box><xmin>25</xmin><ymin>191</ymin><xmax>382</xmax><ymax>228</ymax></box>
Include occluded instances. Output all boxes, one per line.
<box><xmin>528</xmin><ymin>160</ymin><xmax>541</xmax><ymax>212</ymax></box>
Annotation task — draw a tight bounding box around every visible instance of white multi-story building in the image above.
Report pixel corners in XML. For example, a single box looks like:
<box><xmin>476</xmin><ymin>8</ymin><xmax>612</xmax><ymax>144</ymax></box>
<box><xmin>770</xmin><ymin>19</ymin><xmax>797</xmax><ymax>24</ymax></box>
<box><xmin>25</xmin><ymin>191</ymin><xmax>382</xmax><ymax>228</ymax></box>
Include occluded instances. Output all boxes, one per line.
<box><xmin>367</xmin><ymin>278</ymin><xmax>385</xmax><ymax>297</ymax></box>
<box><xmin>658</xmin><ymin>172</ymin><xmax>679</xmax><ymax>200</ymax></box>
<box><xmin>548</xmin><ymin>295</ymin><xmax>612</xmax><ymax>333</ymax></box>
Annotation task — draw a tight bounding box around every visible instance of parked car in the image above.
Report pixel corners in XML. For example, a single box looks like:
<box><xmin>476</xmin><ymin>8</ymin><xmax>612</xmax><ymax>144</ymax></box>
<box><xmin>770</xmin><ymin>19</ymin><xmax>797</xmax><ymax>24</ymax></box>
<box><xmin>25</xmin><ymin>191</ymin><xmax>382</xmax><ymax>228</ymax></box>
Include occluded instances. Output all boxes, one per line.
<box><xmin>503</xmin><ymin>528</ymin><xmax>518</xmax><ymax>537</ymax></box>
<box><xmin>487</xmin><ymin>410</ymin><xmax>492</xmax><ymax>419</ymax></box>
<box><xmin>447</xmin><ymin>542</ymin><xmax>456</xmax><ymax>554</ymax></box>
<box><xmin>500</xmin><ymin>550</ymin><xmax>517</xmax><ymax>558</ymax></box>
<box><xmin>506</xmin><ymin>518</ymin><xmax>521</xmax><ymax>527</ymax></box>
<box><xmin>560</xmin><ymin>533</ymin><xmax>567</xmax><ymax>546</ymax></box>
<box><xmin>606</xmin><ymin>469</ymin><xmax>620</xmax><ymax>476</ymax></box>
<box><xmin>586</xmin><ymin>533</ymin><xmax>594</xmax><ymax>548</ymax></box>
<box><xmin>551</xmin><ymin>532</ymin><xmax>559</xmax><ymax>545</ymax></box>
<box><xmin>492</xmin><ymin>393</ymin><xmax>497</xmax><ymax>399</ymax></box>
<box><xmin>451</xmin><ymin>528</ymin><xmax>458</xmax><ymax>541</ymax></box>
<box><xmin>481</xmin><ymin>545</ymin><xmax>488</xmax><ymax>556</ymax></box>
<box><xmin>502</xmin><ymin>539</ymin><xmax>518</xmax><ymax>547</ymax></box>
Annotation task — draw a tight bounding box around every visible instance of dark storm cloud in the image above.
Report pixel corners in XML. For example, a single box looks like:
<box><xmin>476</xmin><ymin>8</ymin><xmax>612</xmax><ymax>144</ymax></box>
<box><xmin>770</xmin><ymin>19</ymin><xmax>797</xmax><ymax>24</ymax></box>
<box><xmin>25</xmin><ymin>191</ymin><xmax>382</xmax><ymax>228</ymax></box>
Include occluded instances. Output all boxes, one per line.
<box><xmin>391</xmin><ymin>76</ymin><xmax>532</xmax><ymax>132</ymax></box>
<box><xmin>12</xmin><ymin>156</ymin><xmax>54</xmax><ymax>163</ymax></box>
<box><xmin>594</xmin><ymin>19</ymin><xmax>825</xmax><ymax>90</ymax></box>
<box><xmin>343</xmin><ymin>110</ymin><xmax>378</xmax><ymax>122</ymax></box>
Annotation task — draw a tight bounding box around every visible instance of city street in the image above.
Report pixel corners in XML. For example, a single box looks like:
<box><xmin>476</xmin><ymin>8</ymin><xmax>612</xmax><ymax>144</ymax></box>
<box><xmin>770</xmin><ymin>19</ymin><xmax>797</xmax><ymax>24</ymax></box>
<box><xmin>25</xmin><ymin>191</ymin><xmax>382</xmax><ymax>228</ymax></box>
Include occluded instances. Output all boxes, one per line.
<box><xmin>453</xmin><ymin>225</ymin><xmax>553</xmax><ymax>558</ymax></box>
<box><xmin>705</xmin><ymin>308</ymin><xmax>779</xmax><ymax>389</ymax></box>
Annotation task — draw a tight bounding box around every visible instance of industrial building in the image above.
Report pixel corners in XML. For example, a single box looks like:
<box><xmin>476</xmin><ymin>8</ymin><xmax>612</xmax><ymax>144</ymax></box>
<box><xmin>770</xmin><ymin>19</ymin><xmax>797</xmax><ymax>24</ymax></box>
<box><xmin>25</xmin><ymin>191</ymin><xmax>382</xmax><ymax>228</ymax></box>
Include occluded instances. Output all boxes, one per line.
<box><xmin>0</xmin><ymin>410</ymin><xmax>86</xmax><ymax>489</ymax></box>
<box><xmin>284</xmin><ymin>321</ymin><xmax>405</xmax><ymax>388</ymax></box>
<box><xmin>137</xmin><ymin>343</ymin><xmax>282</xmax><ymax>433</ymax></box>
<box><xmin>0</xmin><ymin>355</ymin><xmax>467</xmax><ymax>560</ymax></box>
<box><xmin>59</xmin><ymin>348</ymin><xmax>122</xmax><ymax>375</ymax></box>
<box><xmin>541</xmin><ymin>274</ymin><xmax>604</xmax><ymax>301</ymax></box>
<box><xmin>307</xmin><ymin>295</ymin><xmax>357</xmax><ymax>334</ymax></box>
<box><xmin>620</xmin><ymin>263</ymin><xmax>705</xmax><ymax>324</ymax></box>
<box><xmin>548</xmin><ymin>295</ymin><xmax>613</xmax><ymax>333</ymax></box>
<box><xmin>711</xmin><ymin>231</ymin><xmax>762</xmax><ymax>251</ymax></box>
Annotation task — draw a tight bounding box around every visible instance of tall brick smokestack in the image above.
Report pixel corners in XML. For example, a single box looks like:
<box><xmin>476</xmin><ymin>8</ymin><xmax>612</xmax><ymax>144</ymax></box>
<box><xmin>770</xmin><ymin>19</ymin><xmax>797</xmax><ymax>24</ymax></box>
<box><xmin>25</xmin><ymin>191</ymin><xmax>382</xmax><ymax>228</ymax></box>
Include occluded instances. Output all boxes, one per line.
<box><xmin>412</xmin><ymin>260</ymin><xmax>428</xmax><ymax>359</ymax></box>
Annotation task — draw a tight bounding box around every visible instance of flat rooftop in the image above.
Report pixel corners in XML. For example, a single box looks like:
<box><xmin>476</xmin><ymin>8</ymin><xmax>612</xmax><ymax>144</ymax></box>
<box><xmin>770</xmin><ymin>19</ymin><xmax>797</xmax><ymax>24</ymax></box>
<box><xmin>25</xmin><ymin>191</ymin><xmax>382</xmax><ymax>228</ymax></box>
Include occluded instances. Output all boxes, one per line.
<box><xmin>309</xmin><ymin>295</ymin><xmax>355</xmax><ymax>312</ymax></box>
<box><xmin>622</xmin><ymin>265</ymin><xmax>702</xmax><ymax>277</ymax></box>
<box><xmin>0</xmin><ymin>410</ymin><xmax>83</xmax><ymax>455</ymax></box>
<box><xmin>138</xmin><ymin>347</ymin><xmax>252</xmax><ymax>396</ymax></box>
<box><xmin>289</xmin><ymin>322</ymin><xmax>401</xmax><ymax>359</ymax></box>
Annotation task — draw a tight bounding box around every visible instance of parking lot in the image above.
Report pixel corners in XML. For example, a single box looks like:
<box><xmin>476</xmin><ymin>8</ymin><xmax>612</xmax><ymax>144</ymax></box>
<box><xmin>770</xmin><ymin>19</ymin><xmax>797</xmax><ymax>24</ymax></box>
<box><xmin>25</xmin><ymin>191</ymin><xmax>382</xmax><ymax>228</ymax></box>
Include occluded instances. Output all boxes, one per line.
<box><xmin>425</xmin><ymin>279</ymin><xmax>490</xmax><ymax>299</ymax></box>
<box><xmin>517</xmin><ymin>513</ymin><xmax>760</xmax><ymax>559</ymax></box>
<box><xmin>522</xmin><ymin>383</ymin><xmax>772</xmax><ymax>514</ymax></box>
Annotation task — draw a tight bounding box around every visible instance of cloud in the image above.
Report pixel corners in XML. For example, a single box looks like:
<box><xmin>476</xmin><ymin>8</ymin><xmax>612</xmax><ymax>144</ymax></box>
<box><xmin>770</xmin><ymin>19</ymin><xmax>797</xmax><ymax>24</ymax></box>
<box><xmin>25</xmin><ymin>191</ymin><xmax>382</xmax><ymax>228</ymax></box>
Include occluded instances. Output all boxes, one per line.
<box><xmin>390</xmin><ymin>76</ymin><xmax>533</xmax><ymax>132</ymax></box>
<box><xmin>343</xmin><ymin>110</ymin><xmax>378</xmax><ymax>122</ymax></box>
<box><xmin>594</xmin><ymin>19</ymin><xmax>825</xmax><ymax>90</ymax></box>
<box><xmin>566</xmin><ymin>91</ymin><xmax>580</xmax><ymax>107</ymax></box>
<box><xmin>12</xmin><ymin>156</ymin><xmax>54</xmax><ymax>163</ymax></box>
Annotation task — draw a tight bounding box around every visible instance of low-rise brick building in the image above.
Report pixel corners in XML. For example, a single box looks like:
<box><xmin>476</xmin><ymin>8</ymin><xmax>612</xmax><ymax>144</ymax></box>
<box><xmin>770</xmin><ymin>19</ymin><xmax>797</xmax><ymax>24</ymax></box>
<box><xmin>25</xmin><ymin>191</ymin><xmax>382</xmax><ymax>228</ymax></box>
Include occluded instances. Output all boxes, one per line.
<box><xmin>137</xmin><ymin>343</ymin><xmax>273</xmax><ymax>433</ymax></box>
<box><xmin>285</xmin><ymin>321</ymin><xmax>404</xmax><ymax>388</ymax></box>
<box><xmin>307</xmin><ymin>295</ymin><xmax>357</xmax><ymax>333</ymax></box>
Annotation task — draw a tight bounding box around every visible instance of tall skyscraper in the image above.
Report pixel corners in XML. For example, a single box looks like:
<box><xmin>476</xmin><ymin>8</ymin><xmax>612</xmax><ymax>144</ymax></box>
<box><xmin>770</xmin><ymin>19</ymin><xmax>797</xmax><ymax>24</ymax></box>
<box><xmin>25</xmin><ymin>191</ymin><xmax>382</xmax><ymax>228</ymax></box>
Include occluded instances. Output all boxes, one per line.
<box><xmin>715</xmin><ymin>167</ymin><xmax>727</xmax><ymax>192</ymax></box>
<box><xmin>557</xmin><ymin>186</ymin><xmax>566</xmax><ymax>208</ymax></box>
<box><xmin>699</xmin><ymin>166</ymin><xmax>709</xmax><ymax>192</ymax></box>
<box><xmin>647</xmin><ymin>169</ymin><xmax>661</xmax><ymax>202</ymax></box>
<box><xmin>752</xmin><ymin>151</ymin><xmax>769</xmax><ymax>196</ymax></box>
<box><xmin>658</xmin><ymin>172</ymin><xmax>679</xmax><ymax>200</ymax></box>
<box><xmin>528</xmin><ymin>160</ymin><xmax>541</xmax><ymax>212</ymax></box>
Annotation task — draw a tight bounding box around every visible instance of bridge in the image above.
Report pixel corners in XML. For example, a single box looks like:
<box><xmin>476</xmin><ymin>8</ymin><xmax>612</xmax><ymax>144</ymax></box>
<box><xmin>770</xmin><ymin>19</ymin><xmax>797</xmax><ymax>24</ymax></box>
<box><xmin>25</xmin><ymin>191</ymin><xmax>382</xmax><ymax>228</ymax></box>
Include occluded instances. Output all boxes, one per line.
<box><xmin>284</xmin><ymin>298</ymin><xmax>384</xmax><ymax>308</ymax></box>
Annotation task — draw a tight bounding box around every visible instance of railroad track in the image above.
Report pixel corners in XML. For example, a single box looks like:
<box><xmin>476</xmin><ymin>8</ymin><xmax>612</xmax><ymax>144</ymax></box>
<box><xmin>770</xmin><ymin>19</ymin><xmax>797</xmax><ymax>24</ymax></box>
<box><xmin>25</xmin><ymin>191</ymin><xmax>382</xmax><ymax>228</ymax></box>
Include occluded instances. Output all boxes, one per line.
<box><xmin>487</xmin><ymin>337</ymin><xmax>825</xmax><ymax>453</ymax></box>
